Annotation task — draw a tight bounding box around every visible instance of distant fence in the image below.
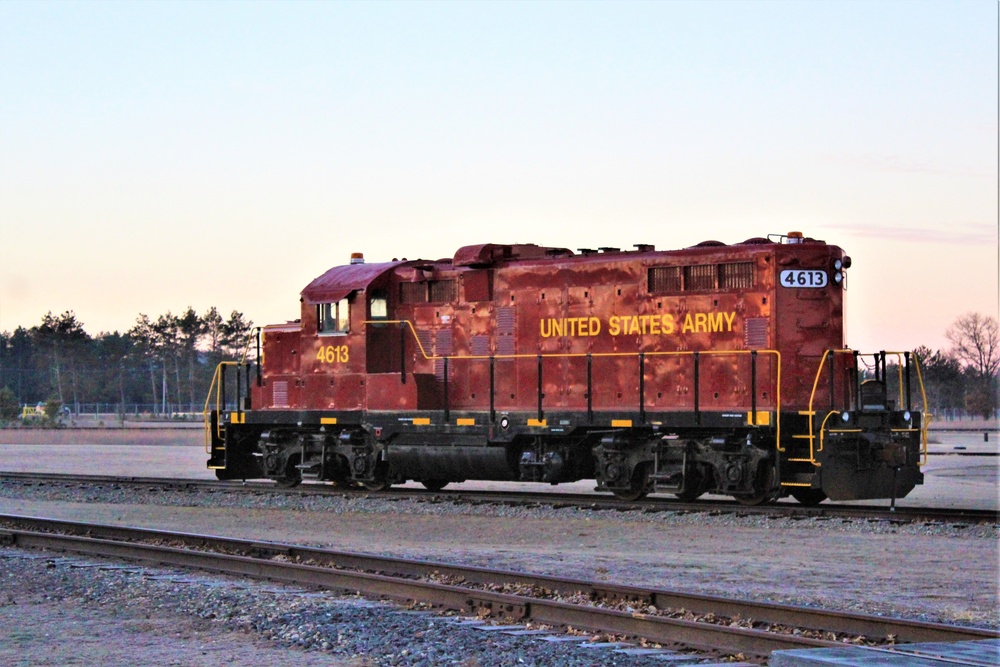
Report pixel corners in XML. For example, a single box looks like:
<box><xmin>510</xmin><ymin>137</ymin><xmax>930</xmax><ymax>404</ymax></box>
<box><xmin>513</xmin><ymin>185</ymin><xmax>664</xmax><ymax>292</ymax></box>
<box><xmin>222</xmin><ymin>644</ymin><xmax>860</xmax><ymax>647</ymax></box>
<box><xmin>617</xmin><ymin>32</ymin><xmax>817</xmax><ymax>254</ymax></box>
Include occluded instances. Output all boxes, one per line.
<box><xmin>21</xmin><ymin>403</ymin><xmax>240</xmax><ymax>420</ymax></box>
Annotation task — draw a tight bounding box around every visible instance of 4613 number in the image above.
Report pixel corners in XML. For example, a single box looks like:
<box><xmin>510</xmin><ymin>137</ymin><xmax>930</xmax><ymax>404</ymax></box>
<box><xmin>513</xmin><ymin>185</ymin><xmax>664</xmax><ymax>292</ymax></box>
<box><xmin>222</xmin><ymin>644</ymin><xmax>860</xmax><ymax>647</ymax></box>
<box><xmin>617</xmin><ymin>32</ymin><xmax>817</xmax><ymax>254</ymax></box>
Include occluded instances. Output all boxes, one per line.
<box><xmin>316</xmin><ymin>345</ymin><xmax>349</xmax><ymax>364</ymax></box>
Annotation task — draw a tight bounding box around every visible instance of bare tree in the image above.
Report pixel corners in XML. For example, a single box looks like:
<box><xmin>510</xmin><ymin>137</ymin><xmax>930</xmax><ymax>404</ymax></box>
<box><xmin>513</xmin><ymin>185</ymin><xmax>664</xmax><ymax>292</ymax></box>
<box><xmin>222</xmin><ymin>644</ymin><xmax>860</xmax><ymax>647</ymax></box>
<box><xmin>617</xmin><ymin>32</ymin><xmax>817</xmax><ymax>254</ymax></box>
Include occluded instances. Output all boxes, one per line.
<box><xmin>946</xmin><ymin>313</ymin><xmax>999</xmax><ymax>419</ymax></box>
<box><xmin>946</xmin><ymin>312</ymin><xmax>1000</xmax><ymax>382</ymax></box>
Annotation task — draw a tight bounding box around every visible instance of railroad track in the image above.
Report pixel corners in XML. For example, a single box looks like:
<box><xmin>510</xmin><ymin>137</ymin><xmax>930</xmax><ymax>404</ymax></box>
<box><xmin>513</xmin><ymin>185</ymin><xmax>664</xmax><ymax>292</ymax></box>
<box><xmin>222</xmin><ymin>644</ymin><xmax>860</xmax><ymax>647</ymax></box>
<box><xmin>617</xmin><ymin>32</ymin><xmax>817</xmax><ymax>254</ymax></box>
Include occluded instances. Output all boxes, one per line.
<box><xmin>0</xmin><ymin>513</ymin><xmax>995</xmax><ymax>664</ymax></box>
<box><xmin>1</xmin><ymin>471</ymin><xmax>996</xmax><ymax>525</ymax></box>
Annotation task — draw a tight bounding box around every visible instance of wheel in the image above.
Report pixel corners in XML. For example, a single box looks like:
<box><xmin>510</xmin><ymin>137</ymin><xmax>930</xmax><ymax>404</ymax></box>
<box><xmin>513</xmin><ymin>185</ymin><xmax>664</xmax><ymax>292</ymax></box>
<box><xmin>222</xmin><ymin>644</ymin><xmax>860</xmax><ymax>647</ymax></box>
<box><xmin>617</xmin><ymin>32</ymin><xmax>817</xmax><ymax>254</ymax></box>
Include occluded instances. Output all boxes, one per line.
<box><xmin>421</xmin><ymin>479</ymin><xmax>449</xmax><ymax>492</ymax></box>
<box><xmin>612</xmin><ymin>464</ymin><xmax>650</xmax><ymax>501</ymax></box>
<box><xmin>790</xmin><ymin>488</ymin><xmax>827</xmax><ymax>506</ymax></box>
<box><xmin>674</xmin><ymin>465</ymin><xmax>711</xmax><ymax>502</ymax></box>
<box><xmin>274</xmin><ymin>458</ymin><xmax>302</xmax><ymax>488</ymax></box>
<box><xmin>733</xmin><ymin>462</ymin><xmax>776</xmax><ymax>506</ymax></box>
<box><xmin>275</xmin><ymin>473</ymin><xmax>302</xmax><ymax>488</ymax></box>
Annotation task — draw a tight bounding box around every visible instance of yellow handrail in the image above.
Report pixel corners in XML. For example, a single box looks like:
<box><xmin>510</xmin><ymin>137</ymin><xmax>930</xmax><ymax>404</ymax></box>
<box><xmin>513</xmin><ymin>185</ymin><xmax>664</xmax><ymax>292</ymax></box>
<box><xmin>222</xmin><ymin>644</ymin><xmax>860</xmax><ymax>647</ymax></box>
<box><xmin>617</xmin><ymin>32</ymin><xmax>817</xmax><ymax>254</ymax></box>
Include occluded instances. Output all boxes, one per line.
<box><xmin>802</xmin><ymin>349</ymin><xmax>930</xmax><ymax>468</ymax></box>
<box><xmin>365</xmin><ymin>319</ymin><xmax>784</xmax><ymax>450</ymax></box>
<box><xmin>202</xmin><ymin>361</ymin><xmax>245</xmax><ymax>453</ymax></box>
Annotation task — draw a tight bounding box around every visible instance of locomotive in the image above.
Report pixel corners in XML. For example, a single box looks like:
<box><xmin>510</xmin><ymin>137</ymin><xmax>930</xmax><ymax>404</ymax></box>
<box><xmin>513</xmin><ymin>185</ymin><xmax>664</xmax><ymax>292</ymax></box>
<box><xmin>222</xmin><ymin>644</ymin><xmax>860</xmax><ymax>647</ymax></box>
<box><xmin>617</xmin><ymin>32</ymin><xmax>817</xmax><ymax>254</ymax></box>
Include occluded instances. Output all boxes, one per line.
<box><xmin>206</xmin><ymin>232</ymin><xmax>928</xmax><ymax>505</ymax></box>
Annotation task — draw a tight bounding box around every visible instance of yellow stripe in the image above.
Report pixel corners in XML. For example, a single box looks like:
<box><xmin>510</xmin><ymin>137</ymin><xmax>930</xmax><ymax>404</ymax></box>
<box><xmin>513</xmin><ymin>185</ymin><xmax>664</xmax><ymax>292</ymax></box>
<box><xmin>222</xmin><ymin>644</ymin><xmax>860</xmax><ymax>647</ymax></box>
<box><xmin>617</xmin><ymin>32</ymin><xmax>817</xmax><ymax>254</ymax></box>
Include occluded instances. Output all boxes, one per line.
<box><xmin>527</xmin><ymin>418</ymin><xmax>547</xmax><ymax>427</ymax></box>
<box><xmin>229</xmin><ymin>413</ymin><xmax>244</xmax><ymax>424</ymax></box>
<box><xmin>456</xmin><ymin>418</ymin><xmax>475</xmax><ymax>426</ymax></box>
<box><xmin>780</xmin><ymin>482</ymin><xmax>813</xmax><ymax>487</ymax></box>
<box><xmin>320</xmin><ymin>417</ymin><xmax>338</xmax><ymax>425</ymax></box>
<box><xmin>207</xmin><ymin>465</ymin><xmax>227</xmax><ymax>470</ymax></box>
<box><xmin>412</xmin><ymin>417</ymin><xmax>431</xmax><ymax>426</ymax></box>
<box><xmin>611</xmin><ymin>419</ymin><xmax>632</xmax><ymax>427</ymax></box>
<box><xmin>748</xmin><ymin>411</ymin><xmax>771</xmax><ymax>426</ymax></box>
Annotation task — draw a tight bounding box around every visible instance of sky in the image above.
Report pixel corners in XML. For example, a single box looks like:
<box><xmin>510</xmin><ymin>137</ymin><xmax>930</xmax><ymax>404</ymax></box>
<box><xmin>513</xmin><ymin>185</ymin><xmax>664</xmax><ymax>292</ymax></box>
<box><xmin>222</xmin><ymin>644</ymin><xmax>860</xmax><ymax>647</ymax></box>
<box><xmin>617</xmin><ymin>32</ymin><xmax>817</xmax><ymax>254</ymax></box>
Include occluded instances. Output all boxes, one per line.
<box><xmin>1</xmin><ymin>0</ymin><xmax>997</xmax><ymax>355</ymax></box>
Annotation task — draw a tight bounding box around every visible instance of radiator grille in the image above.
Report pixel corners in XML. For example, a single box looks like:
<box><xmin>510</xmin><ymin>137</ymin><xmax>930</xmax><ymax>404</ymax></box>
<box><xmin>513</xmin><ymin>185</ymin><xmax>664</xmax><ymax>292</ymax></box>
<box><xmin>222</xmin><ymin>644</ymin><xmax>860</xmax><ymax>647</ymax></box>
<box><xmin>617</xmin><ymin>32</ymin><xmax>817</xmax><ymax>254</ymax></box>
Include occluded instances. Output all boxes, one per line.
<box><xmin>745</xmin><ymin>318</ymin><xmax>769</xmax><ymax>349</ymax></box>
<box><xmin>648</xmin><ymin>266</ymin><xmax>682</xmax><ymax>293</ymax></box>
<box><xmin>496</xmin><ymin>307</ymin><xmax>516</xmax><ymax>336</ymax></box>
<box><xmin>495</xmin><ymin>306</ymin><xmax>516</xmax><ymax>357</ymax></box>
<box><xmin>471</xmin><ymin>335</ymin><xmax>490</xmax><ymax>356</ymax></box>
<box><xmin>428</xmin><ymin>279</ymin><xmax>455</xmax><ymax>303</ymax></box>
<box><xmin>272</xmin><ymin>381</ymin><xmax>289</xmax><ymax>408</ymax></box>
<box><xmin>434</xmin><ymin>329</ymin><xmax>453</xmax><ymax>381</ymax></box>
<box><xmin>684</xmin><ymin>264</ymin><xmax>717</xmax><ymax>291</ymax></box>
<box><xmin>719</xmin><ymin>262</ymin><xmax>755</xmax><ymax>289</ymax></box>
<box><xmin>399</xmin><ymin>282</ymin><xmax>426</xmax><ymax>304</ymax></box>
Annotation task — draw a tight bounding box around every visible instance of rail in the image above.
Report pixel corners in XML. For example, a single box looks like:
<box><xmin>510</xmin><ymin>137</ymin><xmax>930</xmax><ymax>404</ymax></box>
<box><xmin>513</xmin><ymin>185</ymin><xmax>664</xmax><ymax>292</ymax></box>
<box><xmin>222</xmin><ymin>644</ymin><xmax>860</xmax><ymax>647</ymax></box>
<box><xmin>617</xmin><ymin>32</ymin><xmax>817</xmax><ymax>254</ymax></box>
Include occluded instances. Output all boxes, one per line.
<box><xmin>796</xmin><ymin>349</ymin><xmax>931</xmax><ymax>468</ymax></box>
<box><xmin>4</xmin><ymin>514</ymin><xmax>994</xmax><ymax>656</ymax></box>
<box><xmin>367</xmin><ymin>319</ymin><xmax>783</xmax><ymax>448</ymax></box>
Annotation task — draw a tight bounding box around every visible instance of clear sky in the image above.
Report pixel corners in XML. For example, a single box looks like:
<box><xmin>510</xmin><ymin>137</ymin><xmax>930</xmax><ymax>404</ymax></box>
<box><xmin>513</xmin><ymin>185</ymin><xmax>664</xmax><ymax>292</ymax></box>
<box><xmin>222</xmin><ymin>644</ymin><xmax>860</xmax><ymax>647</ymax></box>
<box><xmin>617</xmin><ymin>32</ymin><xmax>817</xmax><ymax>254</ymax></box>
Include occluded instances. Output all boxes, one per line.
<box><xmin>1</xmin><ymin>0</ymin><xmax>996</xmax><ymax>354</ymax></box>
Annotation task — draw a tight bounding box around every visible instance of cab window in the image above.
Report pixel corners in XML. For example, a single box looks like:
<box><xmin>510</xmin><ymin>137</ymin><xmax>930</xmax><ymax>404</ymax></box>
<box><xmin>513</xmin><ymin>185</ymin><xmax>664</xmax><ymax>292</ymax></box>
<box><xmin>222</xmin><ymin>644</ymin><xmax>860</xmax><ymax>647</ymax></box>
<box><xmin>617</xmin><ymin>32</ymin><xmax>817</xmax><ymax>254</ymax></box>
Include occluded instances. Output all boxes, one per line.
<box><xmin>369</xmin><ymin>289</ymin><xmax>388</xmax><ymax>319</ymax></box>
<box><xmin>318</xmin><ymin>298</ymin><xmax>350</xmax><ymax>334</ymax></box>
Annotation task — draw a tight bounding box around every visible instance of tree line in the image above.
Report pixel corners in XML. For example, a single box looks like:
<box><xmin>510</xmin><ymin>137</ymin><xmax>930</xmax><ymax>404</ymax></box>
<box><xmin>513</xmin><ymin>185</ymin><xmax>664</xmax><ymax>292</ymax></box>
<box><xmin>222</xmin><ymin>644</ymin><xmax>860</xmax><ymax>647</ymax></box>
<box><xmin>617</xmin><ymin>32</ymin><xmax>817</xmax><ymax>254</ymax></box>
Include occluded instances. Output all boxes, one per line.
<box><xmin>0</xmin><ymin>309</ymin><xmax>996</xmax><ymax>422</ymax></box>
<box><xmin>0</xmin><ymin>307</ymin><xmax>252</xmax><ymax>421</ymax></box>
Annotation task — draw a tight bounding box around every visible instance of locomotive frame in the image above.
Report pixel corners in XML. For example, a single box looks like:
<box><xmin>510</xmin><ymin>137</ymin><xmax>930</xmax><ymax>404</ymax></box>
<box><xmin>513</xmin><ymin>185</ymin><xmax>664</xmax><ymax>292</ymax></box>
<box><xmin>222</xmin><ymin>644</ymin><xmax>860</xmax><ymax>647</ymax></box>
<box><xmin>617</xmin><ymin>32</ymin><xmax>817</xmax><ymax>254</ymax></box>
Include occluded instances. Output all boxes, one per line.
<box><xmin>205</xmin><ymin>232</ymin><xmax>929</xmax><ymax>505</ymax></box>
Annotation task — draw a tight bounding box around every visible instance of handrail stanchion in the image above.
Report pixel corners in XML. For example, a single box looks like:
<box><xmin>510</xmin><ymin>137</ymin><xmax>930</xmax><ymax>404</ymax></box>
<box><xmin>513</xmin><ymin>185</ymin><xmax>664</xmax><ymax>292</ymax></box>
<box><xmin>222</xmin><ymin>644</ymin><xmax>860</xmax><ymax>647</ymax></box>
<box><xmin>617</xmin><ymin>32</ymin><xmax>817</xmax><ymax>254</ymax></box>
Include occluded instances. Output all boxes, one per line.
<box><xmin>537</xmin><ymin>354</ymin><xmax>544</xmax><ymax>422</ymax></box>
<box><xmin>693</xmin><ymin>351</ymin><xmax>700</xmax><ymax>425</ymax></box>
<box><xmin>220</xmin><ymin>364</ymin><xmax>227</xmax><ymax>416</ymax></box>
<box><xmin>639</xmin><ymin>352</ymin><xmax>646</xmax><ymax>424</ymax></box>
<box><xmin>399</xmin><ymin>322</ymin><xmax>407</xmax><ymax>384</ymax></box>
<box><xmin>904</xmin><ymin>352</ymin><xmax>911</xmax><ymax>412</ymax></box>
<box><xmin>489</xmin><ymin>355</ymin><xmax>495</xmax><ymax>423</ymax></box>
<box><xmin>443</xmin><ymin>357</ymin><xmax>450</xmax><ymax>423</ymax></box>
<box><xmin>587</xmin><ymin>353</ymin><xmax>593</xmax><ymax>425</ymax></box>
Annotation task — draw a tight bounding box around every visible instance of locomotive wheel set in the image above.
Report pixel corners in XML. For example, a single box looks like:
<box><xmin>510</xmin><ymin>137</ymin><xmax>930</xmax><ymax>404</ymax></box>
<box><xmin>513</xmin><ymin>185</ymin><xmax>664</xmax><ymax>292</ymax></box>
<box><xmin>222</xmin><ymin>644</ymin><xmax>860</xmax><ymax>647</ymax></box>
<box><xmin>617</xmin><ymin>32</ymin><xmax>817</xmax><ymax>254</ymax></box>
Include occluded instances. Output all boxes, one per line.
<box><xmin>206</xmin><ymin>232</ymin><xmax>928</xmax><ymax>505</ymax></box>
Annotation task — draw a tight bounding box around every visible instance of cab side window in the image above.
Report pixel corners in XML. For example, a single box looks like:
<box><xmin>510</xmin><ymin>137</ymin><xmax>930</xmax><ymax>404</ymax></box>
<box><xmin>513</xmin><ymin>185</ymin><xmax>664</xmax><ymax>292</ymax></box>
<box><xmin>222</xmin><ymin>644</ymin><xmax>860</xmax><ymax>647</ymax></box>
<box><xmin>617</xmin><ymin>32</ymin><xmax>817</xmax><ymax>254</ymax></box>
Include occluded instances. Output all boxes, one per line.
<box><xmin>318</xmin><ymin>298</ymin><xmax>350</xmax><ymax>334</ymax></box>
<box><xmin>369</xmin><ymin>289</ymin><xmax>388</xmax><ymax>319</ymax></box>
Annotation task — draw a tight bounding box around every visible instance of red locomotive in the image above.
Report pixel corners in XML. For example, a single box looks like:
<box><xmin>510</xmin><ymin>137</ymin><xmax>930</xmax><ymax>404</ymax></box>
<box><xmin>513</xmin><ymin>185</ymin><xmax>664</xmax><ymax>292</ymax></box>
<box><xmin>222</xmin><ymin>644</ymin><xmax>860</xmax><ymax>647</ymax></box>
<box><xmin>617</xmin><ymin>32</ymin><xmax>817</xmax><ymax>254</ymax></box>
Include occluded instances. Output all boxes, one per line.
<box><xmin>206</xmin><ymin>232</ymin><xmax>928</xmax><ymax>505</ymax></box>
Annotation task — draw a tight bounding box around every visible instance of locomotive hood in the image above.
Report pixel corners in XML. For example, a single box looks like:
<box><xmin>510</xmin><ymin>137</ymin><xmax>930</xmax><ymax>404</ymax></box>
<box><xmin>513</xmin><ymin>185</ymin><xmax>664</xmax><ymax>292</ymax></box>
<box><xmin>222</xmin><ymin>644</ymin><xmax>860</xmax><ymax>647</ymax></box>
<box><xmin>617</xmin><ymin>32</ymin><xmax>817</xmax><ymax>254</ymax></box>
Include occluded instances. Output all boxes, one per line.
<box><xmin>301</xmin><ymin>260</ymin><xmax>404</xmax><ymax>304</ymax></box>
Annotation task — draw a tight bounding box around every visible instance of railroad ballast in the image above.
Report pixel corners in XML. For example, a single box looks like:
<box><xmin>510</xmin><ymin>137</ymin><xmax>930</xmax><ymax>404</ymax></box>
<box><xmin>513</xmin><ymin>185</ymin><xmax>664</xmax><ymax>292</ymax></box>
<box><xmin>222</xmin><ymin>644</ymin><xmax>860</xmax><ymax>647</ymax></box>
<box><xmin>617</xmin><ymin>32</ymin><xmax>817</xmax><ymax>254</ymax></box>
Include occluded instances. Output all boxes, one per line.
<box><xmin>207</xmin><ymin>231</ymin><xmax>928</xmax><ymax>505</ymax></box>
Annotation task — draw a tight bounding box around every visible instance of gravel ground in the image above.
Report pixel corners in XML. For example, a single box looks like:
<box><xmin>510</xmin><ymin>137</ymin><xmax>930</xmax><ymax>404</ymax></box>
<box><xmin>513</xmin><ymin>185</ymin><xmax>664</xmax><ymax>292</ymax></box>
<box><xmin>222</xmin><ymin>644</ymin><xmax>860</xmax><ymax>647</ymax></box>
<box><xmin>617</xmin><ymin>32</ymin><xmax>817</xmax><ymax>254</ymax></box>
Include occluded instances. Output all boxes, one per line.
<box><xmin>0</xmin><ymin>549</ymin><xmax>728</xmax><ymax>667</ymax></box>
<box><xmin>0</xmin><ymin>480</ymin><xmax>996</xmax><ymax>665</ymax></box>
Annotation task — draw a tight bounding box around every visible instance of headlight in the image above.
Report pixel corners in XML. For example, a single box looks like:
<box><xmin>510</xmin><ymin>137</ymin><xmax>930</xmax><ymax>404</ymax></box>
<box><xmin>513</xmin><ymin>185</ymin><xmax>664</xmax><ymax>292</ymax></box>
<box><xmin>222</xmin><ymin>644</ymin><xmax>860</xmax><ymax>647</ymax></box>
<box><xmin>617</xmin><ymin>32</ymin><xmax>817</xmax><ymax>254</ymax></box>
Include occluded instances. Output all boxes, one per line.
<box><xmin>841</xmin><ymin>411</ymin><xmax>851</xmax><ymax>423</ymax></box>
<box><xmin>833</xmin><ymin>259</ymin><xmax>843</xmax><ymax>270</ymax></box>
<box><xmin>833</xmin><ymin>271</ymin><xmax>843</xmax><ymax>284</ymax></box>
<box><xmin>903</xmin><ymin>411</ymin><xmax>912</xmax><ymax>422</ymax></box>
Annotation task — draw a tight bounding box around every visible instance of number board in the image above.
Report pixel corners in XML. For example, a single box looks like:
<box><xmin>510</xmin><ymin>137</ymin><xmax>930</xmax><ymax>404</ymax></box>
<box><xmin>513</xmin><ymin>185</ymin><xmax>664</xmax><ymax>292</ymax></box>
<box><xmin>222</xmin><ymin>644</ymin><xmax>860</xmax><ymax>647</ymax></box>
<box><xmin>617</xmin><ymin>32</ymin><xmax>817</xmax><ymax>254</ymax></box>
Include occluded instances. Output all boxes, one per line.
<box><xmin>779</xmin><ymin>269</ymin><xmax>828</xmax><ymax>288</ymax></box>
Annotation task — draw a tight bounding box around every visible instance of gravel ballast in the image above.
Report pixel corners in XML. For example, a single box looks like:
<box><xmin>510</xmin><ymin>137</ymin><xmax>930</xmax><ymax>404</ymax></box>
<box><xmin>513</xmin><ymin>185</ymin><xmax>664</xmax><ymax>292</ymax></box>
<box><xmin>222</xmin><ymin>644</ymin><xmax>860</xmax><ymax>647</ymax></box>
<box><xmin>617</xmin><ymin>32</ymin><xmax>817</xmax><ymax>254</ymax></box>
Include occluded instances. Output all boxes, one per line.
<box><xmin>0</xmin><ymin>549</ymin><xmax>723</xmax><ymax>667</ymax></box>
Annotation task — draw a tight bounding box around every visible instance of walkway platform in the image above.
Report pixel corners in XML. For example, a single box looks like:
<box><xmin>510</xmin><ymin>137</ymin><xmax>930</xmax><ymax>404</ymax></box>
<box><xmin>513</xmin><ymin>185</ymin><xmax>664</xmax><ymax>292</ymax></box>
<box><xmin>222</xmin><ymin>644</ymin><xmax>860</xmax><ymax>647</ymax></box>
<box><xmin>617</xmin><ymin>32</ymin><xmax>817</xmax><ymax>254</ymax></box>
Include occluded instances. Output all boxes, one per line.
<box><xmin>771</xmin><ymin>639</ymin><xmax>999</xmax><ymax>666</ymax></box>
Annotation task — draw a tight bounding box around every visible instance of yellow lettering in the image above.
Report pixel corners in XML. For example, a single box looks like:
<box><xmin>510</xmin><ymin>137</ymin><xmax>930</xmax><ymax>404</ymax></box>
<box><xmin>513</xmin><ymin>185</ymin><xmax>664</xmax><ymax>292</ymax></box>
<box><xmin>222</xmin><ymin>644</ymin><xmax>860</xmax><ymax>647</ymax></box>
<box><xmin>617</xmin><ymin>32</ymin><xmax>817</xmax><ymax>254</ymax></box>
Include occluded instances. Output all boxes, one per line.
<box><xmin>552</xmin><ymin>319</ymin><xmax>564</xmax><ymax>337</ymax></box>
<box><xmin>724</xmin><ymin>312</ymin><xmax>735</xmax><ymax>331</ymax></box>
<box><xmin>588</xmin><ymin>317</ymin><xmax>601</xmax><ymax>336</ymax></box>
<box><xmin>316</xmin><ymin>345</ymin><xmax>349</xmax><ymax>364</ymax></box>
<box><xmin>707</xmin><ymin>312</ymin><xmax>724</xmax><ymax>332</ymax></box>
<box><xmin>662</xmin><ymin>314</ymin><xmax>675</xmax><ymax>334</ymax></box>
<box><xmin>682</xmin><ymin>313</ymin><xmax>694</xmax><ymax>333</ymax></box>
<box><xmin>649</xmin><ymin>316</ymin><xmax>660</xmax><ymax>335</ymax></box>
<box><xmin>609</xmin><ymin>316</ymin><xmax>621</xmax><ymax>336</ymax></box>
<box><xmin>694</xmin><ymin>313</ymin><xmax>707</xmax><ymax>332</ymax></box>
<box><xmin>540</xmin><ymin>319</ymin><xmax>552</xmax><ymax>338</ymax></box>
